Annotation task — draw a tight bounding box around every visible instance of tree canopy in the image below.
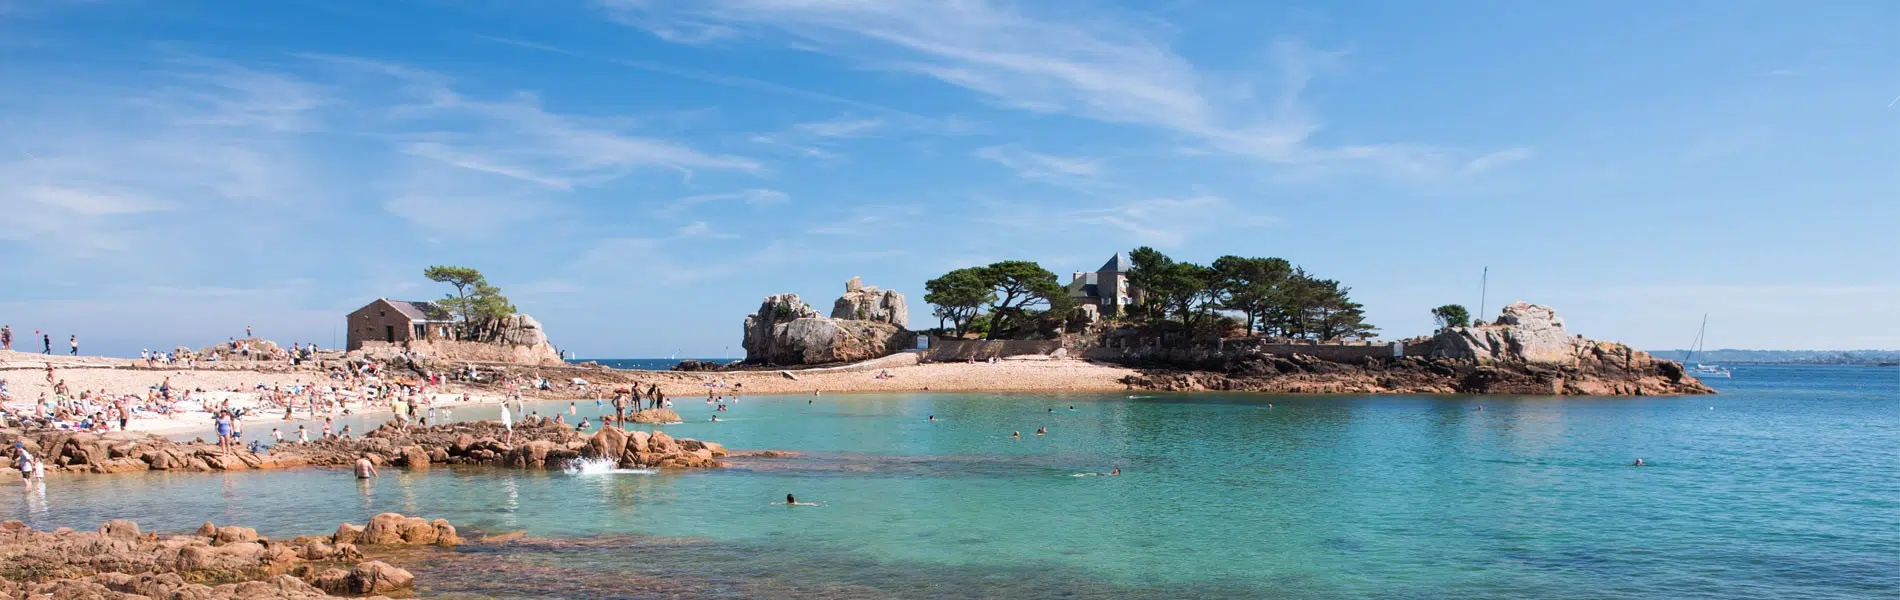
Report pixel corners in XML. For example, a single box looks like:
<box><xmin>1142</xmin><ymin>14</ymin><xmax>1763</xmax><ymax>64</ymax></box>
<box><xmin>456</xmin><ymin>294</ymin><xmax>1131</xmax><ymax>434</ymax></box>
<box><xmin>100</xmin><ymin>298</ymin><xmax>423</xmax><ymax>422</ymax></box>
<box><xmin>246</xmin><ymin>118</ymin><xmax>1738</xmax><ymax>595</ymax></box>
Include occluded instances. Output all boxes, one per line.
<box><xmin>1125</xmin><ymin>249</ymin><xmax>1377</xmax><ymax>341</ymax></box>
<box><xmin>423</xmin><ymin>265</ymin><xmax>516</xmax><ymax>341</ymax></box>
<box><xmin>922</xmin><ymin>261</ymin><xmax>1068</xmax><ymax>339</ymax></box>
<box><xmin>1431</xmin><ymin>304</ymin><xmax>1471</xmax><ymax>331</ymax></box>
<box><xmin>923</xmin><ymin>267</ymin><xmax>994</xmax><ymax>337</ymax></box>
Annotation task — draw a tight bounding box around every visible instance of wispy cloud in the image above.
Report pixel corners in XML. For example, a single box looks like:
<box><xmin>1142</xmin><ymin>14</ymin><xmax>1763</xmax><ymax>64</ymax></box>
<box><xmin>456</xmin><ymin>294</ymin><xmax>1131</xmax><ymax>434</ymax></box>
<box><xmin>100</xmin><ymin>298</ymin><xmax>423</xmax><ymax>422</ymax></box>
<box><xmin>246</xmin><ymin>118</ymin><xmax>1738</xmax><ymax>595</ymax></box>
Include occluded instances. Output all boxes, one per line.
<box><xmin>807</xmin><ymin>205</ymin><xmax>924</xmax><ymax>236</ymax></box>
<box><xmin>794</xmin><ymin>117</ymin><xmax>883</xmax><ymax>137</ymax></box>
<box><xmin>387</xmin><ymin>84</ymin><xmax>761</xmax><ymax>187</ymax></box>
<box><xmin>659</xmin><ymin>187</ymin><xmax>789</xmax><ymax>216</ymax></box>
<box><xmin>975</xmin><ymin>145</ymin><xmax>1104</xmax><ymax>185</ymax></box>
<box><xmin>1460</xmin><ymin>147</ymin><xmax>1534</xmax><ymax>177</ymax></box>
<box><xmin>0</xmin><ymin>55</ymin><xmax>331</xmax><ymax>256</ymax></box>
<box><xmin>602</xmin><ymin>1</ymin><xmax>1524</xmax><ymax>180</ymax></box>
<box><xmin>1068</xmin><ymin>195</ymin><xmax>1276</xmax><ymax>245</ymax></box>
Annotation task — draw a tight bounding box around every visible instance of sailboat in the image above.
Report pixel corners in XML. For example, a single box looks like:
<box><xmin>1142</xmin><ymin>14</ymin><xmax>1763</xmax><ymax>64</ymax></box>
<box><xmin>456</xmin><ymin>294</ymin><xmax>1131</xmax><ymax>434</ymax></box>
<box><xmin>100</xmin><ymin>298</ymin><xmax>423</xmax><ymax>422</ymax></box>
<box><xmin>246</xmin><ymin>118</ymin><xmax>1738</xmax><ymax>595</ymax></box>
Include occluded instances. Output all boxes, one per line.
<box><xmin>1684</xmin><ymin>315</ymin><xmax>1732</xmax><ymax>378</ymax></box>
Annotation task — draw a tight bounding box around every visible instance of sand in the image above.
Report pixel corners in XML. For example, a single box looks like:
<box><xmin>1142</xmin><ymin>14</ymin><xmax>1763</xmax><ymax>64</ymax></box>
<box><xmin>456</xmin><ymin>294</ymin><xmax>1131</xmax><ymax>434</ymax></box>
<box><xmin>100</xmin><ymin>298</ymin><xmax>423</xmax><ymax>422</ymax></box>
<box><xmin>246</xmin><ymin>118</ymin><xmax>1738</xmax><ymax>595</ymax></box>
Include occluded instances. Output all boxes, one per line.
<box><xmin>0</xmin><ymin>350</ymin><xmax>510</xmax><ymax>437</ymax></box>
<box><xmin>0</xmin><ymin>349</ymin><xmax>1138</xmax><ymax>438</ymax></box>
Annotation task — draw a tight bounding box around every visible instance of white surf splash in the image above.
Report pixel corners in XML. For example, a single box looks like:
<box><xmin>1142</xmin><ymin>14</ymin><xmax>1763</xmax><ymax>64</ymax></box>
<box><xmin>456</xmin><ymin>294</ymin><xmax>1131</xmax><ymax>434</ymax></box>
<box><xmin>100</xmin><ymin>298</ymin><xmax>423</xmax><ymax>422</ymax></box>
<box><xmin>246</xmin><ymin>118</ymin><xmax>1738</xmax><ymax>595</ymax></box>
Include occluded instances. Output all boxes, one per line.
<box><xmin>563</xmin><ymin>458</ymin><xmax>657</xmax><ymax>475</ymax></box>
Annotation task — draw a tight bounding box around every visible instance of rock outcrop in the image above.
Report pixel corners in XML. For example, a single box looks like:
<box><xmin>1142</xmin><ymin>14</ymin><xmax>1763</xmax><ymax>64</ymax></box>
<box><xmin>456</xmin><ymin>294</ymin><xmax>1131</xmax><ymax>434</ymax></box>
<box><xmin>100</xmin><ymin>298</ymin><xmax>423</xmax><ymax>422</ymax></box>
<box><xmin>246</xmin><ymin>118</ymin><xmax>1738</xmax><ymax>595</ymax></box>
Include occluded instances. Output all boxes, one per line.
<box><xmin>1116</xmin><ymin>302</ymin><xmax>1713</xmax><ymax>396</ymax></box>
<box><xmin>1429</xmin><ymin>302</ymin><xmax>1585</xmax><ymax>365</ymax></box>
<box><xmin>579</xmin><ymin>427</ymin><xmax>726</xmax><ymax>469</ymax></box>
<box><xmin>831</xmin><ymin>276</ymin><xmax>908</xmax><ymax>328</ymax></box>
<box><xmin>742</xmin><ymin>292</ymin><xmax>915</xmax><ymax>366</ymax></box>
<box><xmin>0</xmin><ymin>418</ymin><xmax>737</xmax><ymax>475</ymax></box>
<box><xmin>0</xmin><ymin>514</ymin><xmax>457</xmax><ymax>599</ymax></box>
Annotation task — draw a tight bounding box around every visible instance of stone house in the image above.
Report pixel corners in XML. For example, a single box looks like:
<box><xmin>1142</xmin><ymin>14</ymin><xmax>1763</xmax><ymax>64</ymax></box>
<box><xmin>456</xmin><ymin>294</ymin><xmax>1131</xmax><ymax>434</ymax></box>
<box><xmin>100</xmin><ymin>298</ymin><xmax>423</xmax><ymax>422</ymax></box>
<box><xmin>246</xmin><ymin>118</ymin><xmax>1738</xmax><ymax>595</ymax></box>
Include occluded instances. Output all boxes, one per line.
<box><xmin>346</xmin><ymin>298</ymin><xmax>458</xmax><ymax>350</ymax></box>
<box><xmin>1067</xmin><ymin>253</ymin><xmax>1142</xmax><ymax>317</ymax></box>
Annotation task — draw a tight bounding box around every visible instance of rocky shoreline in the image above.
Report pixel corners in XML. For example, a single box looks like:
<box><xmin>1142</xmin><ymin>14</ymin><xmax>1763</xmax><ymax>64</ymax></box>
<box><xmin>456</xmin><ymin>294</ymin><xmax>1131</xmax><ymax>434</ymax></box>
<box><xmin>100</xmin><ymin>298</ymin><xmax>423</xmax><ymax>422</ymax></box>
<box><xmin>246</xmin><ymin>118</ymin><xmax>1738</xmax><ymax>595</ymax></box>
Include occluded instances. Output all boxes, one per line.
<box><xmin>1118</xmin><ymin>351</ymin><xmax>1712</xmax><ymax>395</ymax></box>
<box><xmin>1116</xmin><ymin>303</ymin><xmax>1715</xmax><ymax>396</ymax></box>
<box><xmin>2</xmin><ymin>414</ymin><xmax>734</xmax><ymax>476</ymax></box>
<box><xmin>0</xmin><ymin>512</ymin><xmax>458</xmax><ymax>599</ymax></box>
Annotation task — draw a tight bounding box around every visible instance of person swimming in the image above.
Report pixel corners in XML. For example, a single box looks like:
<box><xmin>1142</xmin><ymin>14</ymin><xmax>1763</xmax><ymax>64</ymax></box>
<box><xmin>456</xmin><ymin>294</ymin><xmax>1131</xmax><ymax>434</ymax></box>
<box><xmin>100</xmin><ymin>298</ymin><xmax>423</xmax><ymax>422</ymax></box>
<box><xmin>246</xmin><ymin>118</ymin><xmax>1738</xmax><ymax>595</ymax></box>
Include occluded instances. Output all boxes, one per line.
<box><xmin>711</xmin><ymin>414</ymin><xmax>719</xmax><ymax>422</ymax></box>
<box><xmin>927</xmin><ymin>415</ymin><xmax>935</xmax><ymax>421</ymax></box>
<box><xmin>1111</xmin><ymin>467</ymin><xmax>1120</xmax><ymax>476</ymax></box>
<box><xmin>1011</xmin><ymin>431</ymin><xmax>1021</xmax><ymax>439</ymax></box>
<box><xmin>1632</xmin><ymin>458</ymin><xmax>1646</xmax><ymax>467</ymax></box>
<box><xmin>1035</xmin><ymin>426</ymin><xmax>1046</xmax><ymax>436</ymax></box>
<box><xmin>784</xmin><ymin>493</ymin><xmax>816</xmax><ymax>506</ymax></box>
<box><xmin>1068</xmin><ymin>405</ymin><xmax>1075</xmax><ymax>411</ymax></box>
<box><xmin>1047</xmin><ymin>408</ymin><xmax>1054</xmax><ymax>413</ymax></box>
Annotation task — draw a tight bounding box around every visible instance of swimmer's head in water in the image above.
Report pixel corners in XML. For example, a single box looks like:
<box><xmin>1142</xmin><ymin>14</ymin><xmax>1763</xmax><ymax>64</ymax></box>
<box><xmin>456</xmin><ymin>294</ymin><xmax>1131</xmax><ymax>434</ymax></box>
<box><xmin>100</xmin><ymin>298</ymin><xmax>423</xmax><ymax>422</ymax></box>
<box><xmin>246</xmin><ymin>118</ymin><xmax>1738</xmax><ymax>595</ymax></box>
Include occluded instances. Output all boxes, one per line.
<box><xmin>786</xmin><ymin>493</ymin><xmax>795</xmax><ymax>504</ymax></box>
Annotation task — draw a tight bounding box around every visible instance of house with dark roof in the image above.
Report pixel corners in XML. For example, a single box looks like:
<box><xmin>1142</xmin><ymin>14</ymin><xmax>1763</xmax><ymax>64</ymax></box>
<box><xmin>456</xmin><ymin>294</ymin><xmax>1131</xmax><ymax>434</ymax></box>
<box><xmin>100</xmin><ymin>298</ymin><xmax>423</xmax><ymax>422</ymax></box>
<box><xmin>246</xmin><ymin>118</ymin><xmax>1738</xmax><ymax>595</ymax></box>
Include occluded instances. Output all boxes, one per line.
<box><xmin>1067</xmin><ymin>253</ymin><xmax>1141</xmax><ymax>317</ymax></box>
<box><xmin>346</xmin><ymin>298</ymin><xmax>459</xmax><ymax>350</ymax></box>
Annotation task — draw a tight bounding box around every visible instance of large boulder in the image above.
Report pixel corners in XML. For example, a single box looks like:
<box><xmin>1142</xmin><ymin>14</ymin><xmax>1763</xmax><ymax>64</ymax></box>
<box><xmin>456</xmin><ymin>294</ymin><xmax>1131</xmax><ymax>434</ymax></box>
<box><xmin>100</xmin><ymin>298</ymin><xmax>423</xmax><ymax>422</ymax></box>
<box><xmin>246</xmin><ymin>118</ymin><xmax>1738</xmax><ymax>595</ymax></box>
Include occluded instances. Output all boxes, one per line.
<box><xmin>583</xmin><ymin>427</ymin><xmax>629</xmax><ymax>460</ymax></box>
<box><xmin>1429</xmin><ymin>302</ymin><xmax>1585</xmax><ymax>366</ymax></box>
<box><xmin>743</xmin><ymin>286</ymin><xmax>917</xmax><ymax>366</ymax></box>
<box><xmin>742</xmin><ymin>293</ymin><xmax>823</xmax><ymax>361</ymax></box>
<box><xmin>831</xmin><ymin>276</ymin><xmax>909</xmax><ymax>327</ymax></box>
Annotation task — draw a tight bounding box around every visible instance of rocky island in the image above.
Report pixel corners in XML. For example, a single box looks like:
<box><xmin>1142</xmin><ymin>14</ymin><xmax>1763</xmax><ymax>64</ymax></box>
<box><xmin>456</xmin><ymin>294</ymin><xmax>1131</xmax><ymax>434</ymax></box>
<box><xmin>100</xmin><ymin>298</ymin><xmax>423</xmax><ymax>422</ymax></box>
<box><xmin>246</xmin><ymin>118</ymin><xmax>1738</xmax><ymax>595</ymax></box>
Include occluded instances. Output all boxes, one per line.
<box><xmin>1116</xmin><ymin>302</ymin><xmax>1713</xmax><ymax>395</ymax></box>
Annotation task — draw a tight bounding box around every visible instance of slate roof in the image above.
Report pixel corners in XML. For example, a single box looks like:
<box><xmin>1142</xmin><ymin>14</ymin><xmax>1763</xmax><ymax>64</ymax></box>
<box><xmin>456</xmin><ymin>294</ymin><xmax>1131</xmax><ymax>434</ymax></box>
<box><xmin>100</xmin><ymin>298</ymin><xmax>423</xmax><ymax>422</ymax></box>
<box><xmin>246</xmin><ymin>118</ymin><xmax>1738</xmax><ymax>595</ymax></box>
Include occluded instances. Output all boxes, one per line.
<box><xmin>1097</xmin><ymin>253</ymin><xmax>1127</xmax><ymax>273</ymax></box>
<box><xmin>387</xmin><ymin>300</ymin><xmax>454</xmax><ymax>322</ymax></box>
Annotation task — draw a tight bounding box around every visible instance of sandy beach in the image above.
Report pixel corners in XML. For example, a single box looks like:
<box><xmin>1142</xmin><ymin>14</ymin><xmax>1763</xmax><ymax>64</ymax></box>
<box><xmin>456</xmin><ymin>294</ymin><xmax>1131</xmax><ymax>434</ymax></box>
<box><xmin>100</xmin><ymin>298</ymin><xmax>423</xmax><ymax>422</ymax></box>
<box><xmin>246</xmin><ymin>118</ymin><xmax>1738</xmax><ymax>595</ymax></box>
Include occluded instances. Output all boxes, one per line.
<box><xmin>0</xmin><ymin>350</ymin><xmax>1136</xmax><ymax>438</ymax></box>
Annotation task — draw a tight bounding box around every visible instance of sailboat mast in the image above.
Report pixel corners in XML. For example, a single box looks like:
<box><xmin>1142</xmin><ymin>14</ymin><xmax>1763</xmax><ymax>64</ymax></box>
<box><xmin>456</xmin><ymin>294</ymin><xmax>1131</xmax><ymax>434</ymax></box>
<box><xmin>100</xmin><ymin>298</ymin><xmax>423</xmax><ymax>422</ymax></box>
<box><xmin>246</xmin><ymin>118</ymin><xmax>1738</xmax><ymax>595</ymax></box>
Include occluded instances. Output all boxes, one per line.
<box><xmin>1478</xmin><ymin>266</ymin><xmax>1489</xmax><ymax>323</ymax></box>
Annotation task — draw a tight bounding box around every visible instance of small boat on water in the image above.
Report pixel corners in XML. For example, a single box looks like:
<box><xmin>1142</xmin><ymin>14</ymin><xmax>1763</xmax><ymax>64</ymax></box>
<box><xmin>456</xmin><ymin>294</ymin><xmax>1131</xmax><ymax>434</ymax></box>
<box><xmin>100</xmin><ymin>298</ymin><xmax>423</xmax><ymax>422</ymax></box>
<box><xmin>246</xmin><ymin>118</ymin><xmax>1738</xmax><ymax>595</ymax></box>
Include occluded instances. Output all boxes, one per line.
<box><xmin>1692</xmin><ymin>363</ymin><xmax>1732</xmax><ymax>378</ymax></box>
<box><xmin>1684</xmin><ymin>315</ymin><xmax>1731</xmax><ymax>378</ymax></box>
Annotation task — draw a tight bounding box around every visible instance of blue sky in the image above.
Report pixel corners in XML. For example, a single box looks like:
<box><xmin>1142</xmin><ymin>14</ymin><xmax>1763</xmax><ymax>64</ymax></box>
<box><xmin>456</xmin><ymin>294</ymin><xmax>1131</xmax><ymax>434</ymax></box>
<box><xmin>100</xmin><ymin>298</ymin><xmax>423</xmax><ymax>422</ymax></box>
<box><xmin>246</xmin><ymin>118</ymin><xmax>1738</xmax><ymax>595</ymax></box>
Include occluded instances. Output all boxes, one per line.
<box><xmin>1</xmin><ymin>0</ymin><xmax>1894</xmax><ymax>357</ymax></box>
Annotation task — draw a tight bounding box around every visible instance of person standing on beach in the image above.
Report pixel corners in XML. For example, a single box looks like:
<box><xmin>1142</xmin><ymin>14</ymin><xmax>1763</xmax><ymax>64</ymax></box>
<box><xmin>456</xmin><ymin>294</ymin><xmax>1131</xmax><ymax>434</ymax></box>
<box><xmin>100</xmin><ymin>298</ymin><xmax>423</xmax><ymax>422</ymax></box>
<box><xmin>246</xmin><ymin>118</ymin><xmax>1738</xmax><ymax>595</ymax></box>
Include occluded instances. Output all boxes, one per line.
<box><xmin>0</xmin><ymin>325</ymin><xmax>11</xmax><ymax>350</ymax></box>
<box><xmin>68</xmin><ymin>335</ymin><xmax>77</xmax><ymax>356</ymax></box>
<box><xmin>42</xmin><ymin>333</ymin><xmax>51</xmax><ymax>354</ymax></box>
<box><xmin>245</xmin><ymin>325</ymin><xmax>252</xmax><ymax>338</ymax></box>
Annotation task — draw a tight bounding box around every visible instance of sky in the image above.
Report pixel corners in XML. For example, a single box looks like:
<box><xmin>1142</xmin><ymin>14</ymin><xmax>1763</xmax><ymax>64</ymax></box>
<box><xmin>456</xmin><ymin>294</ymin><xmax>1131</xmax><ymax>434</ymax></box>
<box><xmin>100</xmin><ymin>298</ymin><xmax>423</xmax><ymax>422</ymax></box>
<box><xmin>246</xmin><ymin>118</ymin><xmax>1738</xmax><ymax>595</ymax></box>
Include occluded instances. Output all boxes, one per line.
<box><xmin>1</xmin><ymin>0</ymin><xmax>1895</xmax><ymax>357</ymax></box>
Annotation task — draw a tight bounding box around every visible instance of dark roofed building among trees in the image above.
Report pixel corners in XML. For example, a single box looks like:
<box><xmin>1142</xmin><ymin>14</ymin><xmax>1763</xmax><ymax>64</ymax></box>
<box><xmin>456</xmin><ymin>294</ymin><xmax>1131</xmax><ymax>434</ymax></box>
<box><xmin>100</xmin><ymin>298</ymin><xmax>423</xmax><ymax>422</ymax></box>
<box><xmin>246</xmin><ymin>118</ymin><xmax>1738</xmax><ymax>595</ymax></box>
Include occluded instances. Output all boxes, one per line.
<box><xmin>346</xmin><ymin>298</ymin><xmax>459</xmax><ymax>350</ymax></box>
<box><xmin>1067</xmin><ymin>253</ymin><xmax>1141</xmax><ymax>318</ymax></box>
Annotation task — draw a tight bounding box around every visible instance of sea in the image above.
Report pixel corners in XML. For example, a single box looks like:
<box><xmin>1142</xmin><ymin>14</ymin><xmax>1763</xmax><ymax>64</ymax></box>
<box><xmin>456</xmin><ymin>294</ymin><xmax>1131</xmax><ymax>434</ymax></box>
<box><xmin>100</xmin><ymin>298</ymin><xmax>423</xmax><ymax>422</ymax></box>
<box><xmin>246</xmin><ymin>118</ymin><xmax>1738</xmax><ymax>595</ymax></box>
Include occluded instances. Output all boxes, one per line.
<box><xmin>568</xmin><ymin>358</ymin><xmax>738</xmax><ymax>371</ymax></box>
<box><xmin>6</xmin><ymin>364</ymin><xmax>1896</xmax><ymax>599</ymax></box>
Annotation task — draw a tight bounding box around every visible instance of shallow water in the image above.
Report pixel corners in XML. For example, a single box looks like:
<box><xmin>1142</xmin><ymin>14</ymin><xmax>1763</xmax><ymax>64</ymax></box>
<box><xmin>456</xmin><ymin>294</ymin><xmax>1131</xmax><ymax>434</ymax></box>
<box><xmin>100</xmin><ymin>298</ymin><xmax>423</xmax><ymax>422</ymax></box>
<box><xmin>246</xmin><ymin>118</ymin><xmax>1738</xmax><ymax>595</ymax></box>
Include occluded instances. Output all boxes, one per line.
<box><xmin>8</xmin><ymin>365</ymin><xmax>1897</xmax><ymax>598</ymax></box>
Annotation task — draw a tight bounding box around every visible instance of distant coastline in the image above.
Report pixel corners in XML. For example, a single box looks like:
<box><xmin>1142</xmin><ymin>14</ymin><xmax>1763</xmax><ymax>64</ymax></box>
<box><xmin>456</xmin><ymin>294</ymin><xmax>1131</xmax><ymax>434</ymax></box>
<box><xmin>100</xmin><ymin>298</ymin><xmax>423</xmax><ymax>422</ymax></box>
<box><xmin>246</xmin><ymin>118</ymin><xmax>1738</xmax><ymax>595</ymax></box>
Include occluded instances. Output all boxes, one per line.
<box><xmin>1649</xmin><ymin>349</ymin><xmax>1900</xmax><ymax>365</ymax></box>
<box><xmin>568</xmin><ymin>358</ymin><xmax>738</xmax><ymax>371</ymax></box>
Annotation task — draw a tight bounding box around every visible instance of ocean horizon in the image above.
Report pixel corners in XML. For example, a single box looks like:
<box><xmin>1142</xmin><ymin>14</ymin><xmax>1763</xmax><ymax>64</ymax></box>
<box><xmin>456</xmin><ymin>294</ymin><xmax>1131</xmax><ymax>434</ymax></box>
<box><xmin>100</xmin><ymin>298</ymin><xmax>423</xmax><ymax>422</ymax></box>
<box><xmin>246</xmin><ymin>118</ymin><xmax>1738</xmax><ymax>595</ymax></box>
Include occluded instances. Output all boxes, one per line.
<box><xmin>567</xmin><ymin>357</ymin><xmax>741</xmax><ymax>371</ymax></box>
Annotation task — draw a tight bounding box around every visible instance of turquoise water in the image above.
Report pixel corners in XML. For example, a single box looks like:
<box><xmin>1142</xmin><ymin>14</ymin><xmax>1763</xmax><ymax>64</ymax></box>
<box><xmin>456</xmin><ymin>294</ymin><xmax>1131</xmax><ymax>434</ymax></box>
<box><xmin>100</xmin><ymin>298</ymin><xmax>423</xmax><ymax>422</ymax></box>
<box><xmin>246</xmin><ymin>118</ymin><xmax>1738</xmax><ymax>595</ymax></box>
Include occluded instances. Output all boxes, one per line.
<box><xmin>8</xmin><ymin>365</ymin><xmax>1897</xmax><ymax>598</ymax></box>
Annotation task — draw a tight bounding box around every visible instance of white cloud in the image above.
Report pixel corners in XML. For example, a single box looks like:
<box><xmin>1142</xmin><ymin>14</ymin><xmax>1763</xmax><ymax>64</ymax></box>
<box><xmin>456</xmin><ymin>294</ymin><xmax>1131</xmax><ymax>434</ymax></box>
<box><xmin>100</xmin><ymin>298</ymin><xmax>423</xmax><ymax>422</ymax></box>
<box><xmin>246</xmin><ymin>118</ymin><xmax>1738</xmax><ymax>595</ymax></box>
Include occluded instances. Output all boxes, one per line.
<box><xmin>659</xmin><ymin>187</ymin><xmax>790</xmax><ymax>215</ymax></box>
<box><xmin>1067</xmin><ymin>195</ymin><xmax>1276</xmax><ymax>246</ymax></box>
<box><xmin>806</xmin><ymin>205</ymin><xmax>924</xmax><ymax>236</ymax></box>
<box><xmin>388</xmin><ymin>85</ymin><xmax>761</xmax><ymax>188</ymax></box>
<box><xmin>0</xmin><ymin>56</ymin><xmax>331</xmax><ymax>256</ymax></box>
<box><xmin>1460</xmin><ymin>147</ymin><xmax>1535</xmax><ymax>176</ymax></box>
<box><xmin>794</xmin><ymin>117</ymin><xmax>883</xmax><ymax>137</ymax></box>
<box><xmin>975</xmin><ymin>145</ymin><xmax>1103</xmax><ymax>183</ymax></box>
<box><xmin>602</xmin><ymin>1</ymin><xmax>1524</xmax><ymax>179</ymax></box>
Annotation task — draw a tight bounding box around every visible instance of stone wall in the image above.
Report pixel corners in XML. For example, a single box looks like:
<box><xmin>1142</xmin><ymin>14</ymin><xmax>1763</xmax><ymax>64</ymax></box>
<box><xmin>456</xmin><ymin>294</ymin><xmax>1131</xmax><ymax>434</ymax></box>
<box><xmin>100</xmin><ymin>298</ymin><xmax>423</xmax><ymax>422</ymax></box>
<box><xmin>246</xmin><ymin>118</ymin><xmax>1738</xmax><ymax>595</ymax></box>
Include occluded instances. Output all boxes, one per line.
<box><xmin>924</xmin><ymin>339</ymin><xmax>1063</xmax><ymax>362</ymax></box>
<box><xmin>359</xmin><ymin>339</ymin><xmax>563</xmax><ymax>366</ymax></box>
<box><xmin>1083</xmin><ymin>338</ymin><xmax>1399</xmax><ymax>364</ymax></box>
